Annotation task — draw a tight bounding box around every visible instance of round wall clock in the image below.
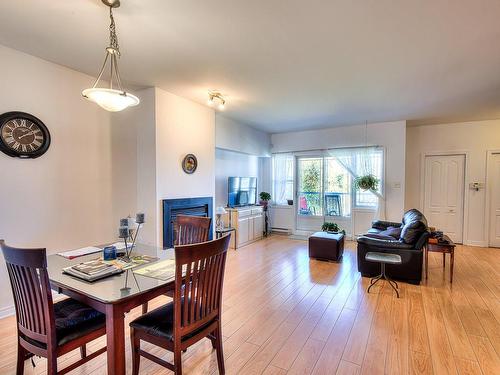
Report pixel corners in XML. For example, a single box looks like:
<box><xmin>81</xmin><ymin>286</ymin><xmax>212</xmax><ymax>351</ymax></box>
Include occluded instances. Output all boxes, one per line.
<box><xmin>182</xmin><ymin>154</ymin><xmax>198</xmax><ymax>174</ymax></box>
<box><xmin>0</xmin><ymin>112</ymin><xmax>51</xmax><ymax>159</ymax></box>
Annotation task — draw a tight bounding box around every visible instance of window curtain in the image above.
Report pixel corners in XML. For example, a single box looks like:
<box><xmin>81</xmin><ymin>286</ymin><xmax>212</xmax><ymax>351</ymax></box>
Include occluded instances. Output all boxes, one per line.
<box><xmin>327</xmin><ymin>147</ymin><xmax>386</xmax><ymax>220</ymax></box>
<box><xmin>272</xmin><ymin>153</ymin><xmax>293</xmax><ymax>205</ymax></box>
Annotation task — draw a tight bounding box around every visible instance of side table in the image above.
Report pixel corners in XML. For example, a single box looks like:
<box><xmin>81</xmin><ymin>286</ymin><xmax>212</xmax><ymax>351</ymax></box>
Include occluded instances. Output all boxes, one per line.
<box><xmin>216</xmin><ymin>227</ymin><xmax>236</xmax><ymax>239</ymax></box>
<box><xmin>425</xmin><ymin>235</ymin><xmax>456</xmax><ymax>283</ymax></box>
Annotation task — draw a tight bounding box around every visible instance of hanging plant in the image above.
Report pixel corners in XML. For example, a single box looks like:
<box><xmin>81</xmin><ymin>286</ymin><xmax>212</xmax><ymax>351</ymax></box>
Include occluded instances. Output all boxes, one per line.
<box><xmin>354</xmin><ymin>174</ymin><xmax>379</xmax><ymax>191</ymax></box>
<box><xmin>321</xmin><ymin>222</ymin><xmax>346</xmax><ymax>234</ymax></box>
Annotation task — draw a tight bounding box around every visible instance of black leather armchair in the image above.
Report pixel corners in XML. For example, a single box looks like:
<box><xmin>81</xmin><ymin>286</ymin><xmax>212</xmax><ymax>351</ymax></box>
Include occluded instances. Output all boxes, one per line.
<box><xmin>357</xmin><ymin>209</ymin><xmax>430</xmax><ymax>285</ymax></box>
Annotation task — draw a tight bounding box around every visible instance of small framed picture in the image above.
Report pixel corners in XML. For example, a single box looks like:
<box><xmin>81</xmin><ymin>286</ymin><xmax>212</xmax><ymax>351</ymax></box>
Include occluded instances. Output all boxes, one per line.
<box><xmin>182</xmin><ymin>154</ymin><xmax>198</xmax><ymax>174</ymax></box>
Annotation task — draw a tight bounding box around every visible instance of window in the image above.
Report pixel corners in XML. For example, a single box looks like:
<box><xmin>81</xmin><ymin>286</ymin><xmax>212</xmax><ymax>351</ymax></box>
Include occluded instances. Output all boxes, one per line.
<box><xmin>271</xmin><ymin>154</ymin><xmax>294</xmax><ymax>205</ymax></box>
<box><xmin>272</xmin><ymin>147</ymin><xmax>384</xmax><ymax>215</ymax></box>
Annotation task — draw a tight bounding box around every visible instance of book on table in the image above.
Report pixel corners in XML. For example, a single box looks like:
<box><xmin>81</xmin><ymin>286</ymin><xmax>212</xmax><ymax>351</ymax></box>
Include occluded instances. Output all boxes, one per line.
<box><xmin>63</xmin><ymin>260</ymin><xmax>123</xmax><ymax>282</ymax></box>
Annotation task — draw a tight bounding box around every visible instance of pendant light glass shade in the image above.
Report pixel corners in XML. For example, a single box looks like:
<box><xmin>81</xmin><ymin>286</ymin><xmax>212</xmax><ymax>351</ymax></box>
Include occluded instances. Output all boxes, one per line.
<box><xmin>82</xmin><ymin>88</ymin><xmax>139</xmax><ymax>112</ymax></box>
<box><xmin>82</xmin><ymin>4</ymin><xmax>139</xmax><ymax>111</ymax></box>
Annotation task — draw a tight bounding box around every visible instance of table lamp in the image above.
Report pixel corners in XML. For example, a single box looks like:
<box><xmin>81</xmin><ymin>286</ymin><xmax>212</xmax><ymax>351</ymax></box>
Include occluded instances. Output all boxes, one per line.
<box><xmin>215</xmin><ymin>206</ymin><xmax>227</xmax><ymax>230</ymax></box>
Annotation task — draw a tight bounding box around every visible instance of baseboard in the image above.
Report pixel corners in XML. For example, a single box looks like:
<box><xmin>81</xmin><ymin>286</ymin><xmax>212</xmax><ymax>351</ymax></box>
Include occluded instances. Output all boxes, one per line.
<box><xmin>0</xmin><ymin>305</ymin><xmax>15</xmax><ymax>319</ymax></box>
<box><xmin>0</xmin><ymin>291</ymin><xmax>67</xmax><ymax>320</ymax></box>
<box><xmin>465</xmin><ymin>240</ymin><xmax>488</xmax><ymax>247</ymax></box>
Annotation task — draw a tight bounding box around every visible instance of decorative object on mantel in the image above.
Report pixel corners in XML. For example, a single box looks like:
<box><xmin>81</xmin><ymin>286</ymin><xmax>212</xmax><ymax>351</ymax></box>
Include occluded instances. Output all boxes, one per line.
<box><xmin>469</xmin><ymin>182</ymin><xmax>485</xmax><ymax>191</ymax></box>
<box><xmin>259</xmin><ymin>191</ymin><xmax>271</xmax><ymax>209</ymax></box>
<box><xmin>182</xmin><ymin>153</ymin><xmax>198</xmax><ymax>174</ymax></box>
<box><xmin>0</xmin><ymin>111</ymin><xmax>51</xmax><ymax>159</ymax></box>
<box><xmin>354</xmin><ymin>174</ymin><xmax>379</xmax><ymax>191</ymax></box>
<box><xmin>321</xmin><ymin>221</ymin><xmax>346</xmax><ymax>235</ymax></box>
<box><xmin>207</xmin><ymin>90</ymin><xmax>226</xmax><ymax>110</ymax></box>
<box><xmin>82</xmin><ymin>0</ymin><xmax>140</xmax><ymax>112</ymax></box>
<box><xmin>215</xmin><ymin>206</ymin><xmax>227</xmax><ymax>230</ymax></box>
<box><xmin>118</xmin><ymin>212</ymin><xmax>145</xmax><ymax>261</ymax></box>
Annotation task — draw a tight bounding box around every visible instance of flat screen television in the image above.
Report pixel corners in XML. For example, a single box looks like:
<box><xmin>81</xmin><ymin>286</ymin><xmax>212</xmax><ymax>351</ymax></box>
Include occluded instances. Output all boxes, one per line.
<box><xmin>228</xmin><ymin>177</ymin><xmax>257</xmax><ymax>207</ymax></box>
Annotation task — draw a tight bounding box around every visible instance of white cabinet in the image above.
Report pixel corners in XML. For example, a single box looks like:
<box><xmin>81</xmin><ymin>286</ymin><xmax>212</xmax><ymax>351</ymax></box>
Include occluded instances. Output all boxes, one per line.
<box><xmin>228</xmin><ymin>206</ymin><xmax>264</xmax><ymax>249</ymax></box>
<box><xmin>238</xmin><ymin>217</ymin><xmax>250</xmax><ymax>245</ymax></box>
<box><xmin>253</xmin><ymin>214</ymin><xmax>263</xmax><ymax>239</ymax></box>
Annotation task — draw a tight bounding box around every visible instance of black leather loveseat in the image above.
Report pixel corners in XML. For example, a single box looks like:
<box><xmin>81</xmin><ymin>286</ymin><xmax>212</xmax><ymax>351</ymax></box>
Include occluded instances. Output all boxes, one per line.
<box><xmin>357</xmin><ymin>209</ymin><xmax>430</xmax><ymax>285</ymax></box>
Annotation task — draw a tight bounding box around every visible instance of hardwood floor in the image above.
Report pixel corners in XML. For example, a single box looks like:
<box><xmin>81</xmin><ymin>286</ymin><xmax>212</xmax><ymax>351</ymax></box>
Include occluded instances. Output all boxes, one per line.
<box><xmin>0</xmin><ymin>235</ymin><xmax>499</xmax><ymax>374</ymax></box>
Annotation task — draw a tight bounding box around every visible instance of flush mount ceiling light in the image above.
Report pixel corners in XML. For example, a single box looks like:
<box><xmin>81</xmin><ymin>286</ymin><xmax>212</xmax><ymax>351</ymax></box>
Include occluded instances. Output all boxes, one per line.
<box><xmin>82</xmin><ymin>0</ymin><xmax>139</xmax><ymax>112</ymax></box>
<box><xmin>207</xmin><ymin>91</ymin><xmax>226</xmax><ymax>110</ymax></box>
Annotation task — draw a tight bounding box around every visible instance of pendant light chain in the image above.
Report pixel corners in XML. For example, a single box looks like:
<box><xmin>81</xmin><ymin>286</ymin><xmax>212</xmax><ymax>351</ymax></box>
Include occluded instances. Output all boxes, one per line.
<box><xmin>82</xmin><ymin>1</ymin><xmax>140</xmax><ymax>111</ymax></box>
<box><xmin>109</xmin><ymin>7</ymin><xmax>120</xmax><ymax>54</ymax></box>
<box><xmin>364</xmin><ymin>120</ymin><xmax>370</xmax><ymax>175</ymax></box>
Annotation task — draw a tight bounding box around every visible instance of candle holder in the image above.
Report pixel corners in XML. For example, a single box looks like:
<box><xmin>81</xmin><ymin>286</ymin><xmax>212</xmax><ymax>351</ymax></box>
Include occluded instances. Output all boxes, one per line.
<box><xmin>118</xmin><ymin>213</ymin><xmax>145</xmax><ymax>262</ymax></box>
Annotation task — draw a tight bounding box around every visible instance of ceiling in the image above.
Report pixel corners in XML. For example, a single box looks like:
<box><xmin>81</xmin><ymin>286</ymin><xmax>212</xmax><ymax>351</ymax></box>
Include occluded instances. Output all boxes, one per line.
<box><xmin>2</xmin><ymin>1</ymin><xmax>500</xmax><ymax>133</ymax></box>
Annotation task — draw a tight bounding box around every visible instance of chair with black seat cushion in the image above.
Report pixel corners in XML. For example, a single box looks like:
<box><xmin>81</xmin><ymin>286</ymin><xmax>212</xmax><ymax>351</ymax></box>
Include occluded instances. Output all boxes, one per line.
<box><xmin>130</xmin><ymin>234</ymin><xmax>230</xmax><ymax>375</ymax></box>
<box><xmin>0</xmin><ymin>240</ymin><xmax>107</xmax><ymax>375</ymax></box>
<box><xmin>173</xmin><ymin>215</ymin><xmax>212</xmax><ymax>246</ymax></box>
<box><xmin>142</xmin><ymin>214</ymin><xmax>212</xmax><ymax>314</ymax></box>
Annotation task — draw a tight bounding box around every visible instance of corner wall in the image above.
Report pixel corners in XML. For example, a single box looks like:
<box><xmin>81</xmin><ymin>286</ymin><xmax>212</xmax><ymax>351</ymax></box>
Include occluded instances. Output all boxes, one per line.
<box><xmin>0</xmin><ymin>45</ymin><xmax>137</xmax><ymax>316</ymax></box>
<box><xmin>215</xmin><ymin>115</ymin><xmax>272</xmax><ymax>208</ymax></box>
<box><xmin>405</xmin><ymin>120</ymin><xmax>500</xmax><ymax>246</ymax></box>
<box><xmin>155</xmin><ymin>88</ymin><xmax>216</xmax><ymax>245</ymax></box>
<box><xmin>271</xmin><ymin>121</ymin><xmax>407</xmax><ymax>222</ymax></box>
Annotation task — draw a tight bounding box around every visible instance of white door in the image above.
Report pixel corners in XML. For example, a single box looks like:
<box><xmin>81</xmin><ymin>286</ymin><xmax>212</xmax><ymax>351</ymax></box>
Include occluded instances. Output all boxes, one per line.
<box><xmin>295</xmin><ymin>156</ymin><xmax>324</xmax><ymax>232</ymax></box>
<box><xmin>424</xmin><ymin>155</ymin><xmax>465</xmax><ymax>243</ymax></box>
<box><xmin>489</xmin><ymin>153</ymin><xmax>500</xmax><ymax>247</ymax></box>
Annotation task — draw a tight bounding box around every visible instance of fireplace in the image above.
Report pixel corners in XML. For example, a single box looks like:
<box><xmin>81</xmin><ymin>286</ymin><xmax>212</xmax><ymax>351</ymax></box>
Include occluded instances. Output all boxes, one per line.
<box><xmin>162</xmin><ymin>197</ymin><xmax>213</xmax><ymax>248</ymax></box>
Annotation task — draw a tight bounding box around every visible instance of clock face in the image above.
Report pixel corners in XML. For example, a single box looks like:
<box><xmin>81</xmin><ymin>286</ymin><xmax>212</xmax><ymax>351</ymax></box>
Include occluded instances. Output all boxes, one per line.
<box><xmin>0</xmin><ymin>112</ymin><xmax>50</xmax><ymax>158</ymax></box>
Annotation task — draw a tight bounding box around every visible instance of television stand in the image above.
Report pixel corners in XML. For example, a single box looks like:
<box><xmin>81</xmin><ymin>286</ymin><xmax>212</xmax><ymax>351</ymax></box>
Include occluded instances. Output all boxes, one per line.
<box><xmin>227</xmin><ymin>206</ymin><xmax>264</xmax><ymax>249</ymax></box>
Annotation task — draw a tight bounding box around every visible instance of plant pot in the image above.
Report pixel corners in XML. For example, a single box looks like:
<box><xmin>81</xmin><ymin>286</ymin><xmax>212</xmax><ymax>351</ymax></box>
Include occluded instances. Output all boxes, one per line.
<box><xmin>287</xmin><ymin>199</ymin><xmax>293</xmax><ymax>206</ymax></box>
<box><xmin>259</xmin><ymin>200</ymin><xmax>269</xmax><ymax>208</ymax></box>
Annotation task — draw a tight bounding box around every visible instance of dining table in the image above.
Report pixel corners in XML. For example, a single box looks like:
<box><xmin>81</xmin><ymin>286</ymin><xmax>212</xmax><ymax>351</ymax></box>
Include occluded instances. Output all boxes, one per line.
<box><xmin>47</xmin><ymin>244</ymin><xmax>176</xmax><ymax>375</ymax></box>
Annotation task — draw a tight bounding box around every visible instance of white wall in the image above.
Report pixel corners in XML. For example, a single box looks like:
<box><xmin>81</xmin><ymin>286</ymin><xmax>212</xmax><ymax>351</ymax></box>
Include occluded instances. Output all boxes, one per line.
<box><xmin>214</xmin><ymin>115</ymin><xmax>272</xmax><ymax>208</ymax></box>
<box><xmin>406</xmin><ymin>120</ymin><xmax>500</xmax><ymax>246</ymax></box>
<box><xmin>271</xmin><ymin>121</ymin><xmax>407</xmax><ymax>224</ymax></box>
<box><xmin>115</xmin><ymin>88</ymin><xmax>217</xmax><ymax>247</ymax></box>
<box><xmin>215</xmin><ymin>114</ymin><xmax>271</xmax><ymax>157</ymax></box>
<box><xmin>0</xmin><ymin>45</ymin><xmax>137</xmax><ymax>315</ymax></box>
<box><xmin>112</xmin><ymin>88</ymin><xmax>157</xmax><ymax>246</ymax></box>
<box><xmin>215</xmin><ymin>148</ymin><xmax>259</xmax><ymax>207</ymax></box>
<box><xmin>155</xmin><ymin>88</ymin><xmax>216</xmax><ymax>245</ymax></box>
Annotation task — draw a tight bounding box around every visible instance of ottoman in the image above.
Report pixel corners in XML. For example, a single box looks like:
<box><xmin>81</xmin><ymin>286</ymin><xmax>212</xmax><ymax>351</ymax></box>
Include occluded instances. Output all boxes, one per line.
<box><xmin>308</xmin><ymin>232</ymin><xmax>344</xmax><ymax>262</ymax></box>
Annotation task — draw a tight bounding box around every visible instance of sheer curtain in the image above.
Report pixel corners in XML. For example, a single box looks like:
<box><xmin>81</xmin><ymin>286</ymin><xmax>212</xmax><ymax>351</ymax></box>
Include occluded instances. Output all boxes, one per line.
<box><xmin>327</xmin><ymin>147</ymin><xmax>386</xmax><ymax>220</ymax></box>
<box><xmin>272</xmin><ymin>153</ymin><xmax>293</xmax><ymax>205</ymax></box>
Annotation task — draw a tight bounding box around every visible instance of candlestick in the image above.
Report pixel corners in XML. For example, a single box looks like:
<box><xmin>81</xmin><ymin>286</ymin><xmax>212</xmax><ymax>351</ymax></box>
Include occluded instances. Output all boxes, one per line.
<box><xmin>136</xmin><ymin>213</ymin><xmax>145</xmax><ymax>224</ymax></box>
<box><xmin>118</xmin><ymin>227</ymin><xmax>129</xmax><ymax>238</ymax></box>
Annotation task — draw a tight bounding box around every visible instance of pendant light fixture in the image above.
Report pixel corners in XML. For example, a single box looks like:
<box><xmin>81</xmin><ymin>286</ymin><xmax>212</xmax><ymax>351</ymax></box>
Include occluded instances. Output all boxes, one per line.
<box><xmin>82</xmin><ymin>0</ymin><xmax>139</xmax><ymax>112</ymax></box>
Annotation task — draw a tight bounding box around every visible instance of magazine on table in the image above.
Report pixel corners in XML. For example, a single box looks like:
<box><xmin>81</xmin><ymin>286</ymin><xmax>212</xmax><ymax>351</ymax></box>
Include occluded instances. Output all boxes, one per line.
<box><xmin>63</xmin><ymin>259</ymin><xmax>123</xmax><ymax>282</ymax></box>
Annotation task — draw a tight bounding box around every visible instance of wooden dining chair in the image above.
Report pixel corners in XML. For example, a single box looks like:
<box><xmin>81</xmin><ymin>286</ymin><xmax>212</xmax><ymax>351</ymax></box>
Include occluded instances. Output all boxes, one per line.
<box><xmin>130</xmin><ymin>234</ymin><xmax>230</xmax><ymax>375</ymax></box>
<box><xmin>142</xmin><ymin>214</ymin><xmax>212</xmax><ymax>314</ymax></box>
<box><xmin>173</xmin><ymin>214</ymin><xmax>212</xmax><ymax>246</ymax></box>
<box><xmin>0</xmin><ymin>240</ymin><xmax>107</xmax><ymax>375</ymax></box>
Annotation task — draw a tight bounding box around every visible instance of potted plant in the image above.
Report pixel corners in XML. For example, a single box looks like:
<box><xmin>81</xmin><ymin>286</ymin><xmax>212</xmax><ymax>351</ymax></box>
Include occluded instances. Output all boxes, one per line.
<box><xmin>259</xmin><ymin>192</ymin><xmax>271</xmax><ymax>209</ymax></box>
<box><xmin>354</xmin><ymin>174</ymin><xmax>379</xmax><ymax>191</ymax></box>
<box><xmin>321</xmin><ymin>222</ymin><xmax>346</xmax><ymax>234</ymax></box>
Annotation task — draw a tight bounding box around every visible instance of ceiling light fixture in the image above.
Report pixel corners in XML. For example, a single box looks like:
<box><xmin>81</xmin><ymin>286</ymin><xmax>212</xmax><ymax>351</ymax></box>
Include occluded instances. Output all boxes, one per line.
<box><xmin>207</xmin><ymin>91</ymin><xmax>226</xmax><ymax>111</ymax></box>
<box><xmin>82</xmin><ymin>0</ymin><xmax>139</xmax><ymax>112</ymax></box>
